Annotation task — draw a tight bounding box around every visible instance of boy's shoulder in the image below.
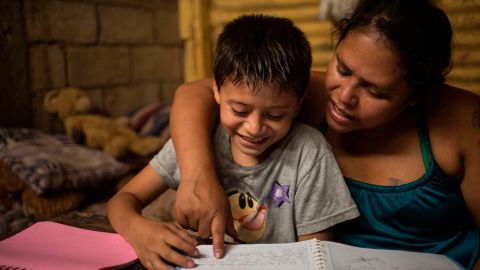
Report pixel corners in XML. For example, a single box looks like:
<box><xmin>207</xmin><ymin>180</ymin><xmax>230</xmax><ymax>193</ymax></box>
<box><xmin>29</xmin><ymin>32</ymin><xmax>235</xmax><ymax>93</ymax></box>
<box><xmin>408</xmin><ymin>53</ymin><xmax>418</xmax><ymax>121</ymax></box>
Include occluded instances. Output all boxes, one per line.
<box><xmin>289</xmin><ymin>121</ymin><xmax>328</xmax><ymax>140</ymax></box>
<box><xmin>284</xmin><ymin>122</ymin><xmax>331</xmax><ymax>153</ymax></box>
<box><xmin>274</xmin><ymin>122</ymin><xmax>334</xmax><ymax>174</ymax></box>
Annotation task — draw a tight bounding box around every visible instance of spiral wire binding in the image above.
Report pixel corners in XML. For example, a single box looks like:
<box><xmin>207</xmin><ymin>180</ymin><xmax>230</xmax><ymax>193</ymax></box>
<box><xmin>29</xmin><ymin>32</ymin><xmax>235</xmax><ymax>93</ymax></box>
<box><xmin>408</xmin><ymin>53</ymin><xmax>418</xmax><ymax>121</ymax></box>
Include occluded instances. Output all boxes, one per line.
<box><xmin>311</xmin><ymin>239</ymin><xmax>328</xmax><ymax>269</ymax></box>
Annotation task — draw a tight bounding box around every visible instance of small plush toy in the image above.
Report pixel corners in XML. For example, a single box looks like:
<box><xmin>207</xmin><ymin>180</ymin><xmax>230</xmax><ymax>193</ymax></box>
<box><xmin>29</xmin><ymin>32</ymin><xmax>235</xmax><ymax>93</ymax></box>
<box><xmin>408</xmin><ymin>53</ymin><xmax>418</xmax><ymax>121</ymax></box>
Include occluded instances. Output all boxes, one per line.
<box><xmin>44</xmin><ymin>88</ymin><xmax>166</xmax><ymax>159</ymax></box>
<box><xmin>64</xmin><ymin>114</ymin><xmax>165</xmax><ymax>158</ymax></box>
<box><xmin>44</xmin><ymin>87</ymin><xmax>94</xmax><ymax>121</ymax></box>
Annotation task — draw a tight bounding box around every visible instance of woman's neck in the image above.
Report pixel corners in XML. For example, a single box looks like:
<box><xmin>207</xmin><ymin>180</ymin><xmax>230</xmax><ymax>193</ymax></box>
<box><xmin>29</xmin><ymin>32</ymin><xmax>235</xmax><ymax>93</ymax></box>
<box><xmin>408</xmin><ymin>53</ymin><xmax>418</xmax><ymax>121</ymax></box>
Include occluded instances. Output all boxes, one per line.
<box><xmin>327</xmin><ymin>107</ymin><xmax>417</xmax><ymax>155</ymax></box>
<box><xmin>350</xmin><ymin>107</ymin><xmax>415</xmax><ymax>139</ymax></box>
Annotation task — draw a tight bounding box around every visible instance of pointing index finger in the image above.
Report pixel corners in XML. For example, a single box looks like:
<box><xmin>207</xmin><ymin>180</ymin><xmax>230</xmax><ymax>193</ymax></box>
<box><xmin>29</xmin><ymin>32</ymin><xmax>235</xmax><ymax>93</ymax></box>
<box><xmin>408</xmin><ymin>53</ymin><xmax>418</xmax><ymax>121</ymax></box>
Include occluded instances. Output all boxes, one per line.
<box><xmin>211</xmin><ymin>214</ymin><xmax>226</xmax><ymax>258</ymax></box>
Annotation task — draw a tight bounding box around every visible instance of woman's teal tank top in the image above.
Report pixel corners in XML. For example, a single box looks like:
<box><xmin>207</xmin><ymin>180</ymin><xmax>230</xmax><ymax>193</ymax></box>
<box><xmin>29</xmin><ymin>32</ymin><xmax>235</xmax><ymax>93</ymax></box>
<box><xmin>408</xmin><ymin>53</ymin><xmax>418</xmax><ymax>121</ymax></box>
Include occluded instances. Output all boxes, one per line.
<box><xmin>321</xmin><ymin>112</ymin><xmax>479</xmax><ymax>269</ymax></box>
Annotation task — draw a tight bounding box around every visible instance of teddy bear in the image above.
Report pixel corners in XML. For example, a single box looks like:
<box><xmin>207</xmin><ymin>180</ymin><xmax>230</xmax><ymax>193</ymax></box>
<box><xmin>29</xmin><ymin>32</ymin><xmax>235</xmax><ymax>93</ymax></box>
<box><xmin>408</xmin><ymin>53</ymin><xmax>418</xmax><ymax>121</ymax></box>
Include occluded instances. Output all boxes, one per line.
<box><xmin>44</xmin><ymin>87</ymin><xmax>94</xmax><ymax>121</ymax></box>
<box><xmin>44</xmin><ymin>88</ymin><xmax>167</xmax><ymax>159</ymax></box>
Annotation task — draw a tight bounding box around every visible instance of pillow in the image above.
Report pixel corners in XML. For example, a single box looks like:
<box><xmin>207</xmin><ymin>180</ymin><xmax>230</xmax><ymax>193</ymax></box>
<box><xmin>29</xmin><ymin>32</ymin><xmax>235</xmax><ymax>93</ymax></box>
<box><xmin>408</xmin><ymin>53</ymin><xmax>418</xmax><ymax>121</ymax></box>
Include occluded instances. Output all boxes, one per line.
<box><xmin>119</xmin><ymin>102</ymin><xmax>171</xmax><ymax>136</ymax></box>
<box><xmin>0</xmin><ymin>128</ymin><xmax>130</xmax><ymax>195</ymax></box>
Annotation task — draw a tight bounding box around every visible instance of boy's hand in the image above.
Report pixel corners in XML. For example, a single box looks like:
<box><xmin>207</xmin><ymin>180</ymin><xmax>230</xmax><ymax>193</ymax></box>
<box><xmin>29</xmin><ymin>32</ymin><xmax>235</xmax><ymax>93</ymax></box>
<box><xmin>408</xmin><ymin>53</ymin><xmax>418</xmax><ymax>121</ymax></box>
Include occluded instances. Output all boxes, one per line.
<box><xmin>175</xmin><ymin>172</ymin><xmax>236</xmax><ymax>259</ymax></box>
<box><xmin>126</xmin><ymin>218</ymin><xmax>199</xmax><ymax>269</ymax></box>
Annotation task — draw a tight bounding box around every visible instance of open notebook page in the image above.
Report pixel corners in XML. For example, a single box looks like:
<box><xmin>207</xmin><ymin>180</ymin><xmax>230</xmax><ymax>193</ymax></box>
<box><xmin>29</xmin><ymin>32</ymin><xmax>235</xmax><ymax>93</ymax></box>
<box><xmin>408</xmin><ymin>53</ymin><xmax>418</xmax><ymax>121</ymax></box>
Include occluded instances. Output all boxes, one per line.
<box><xmin>326</xmin><ymin>241</ymin><xmax>463</xmax><ymax>270</ymax></box>
<box><xmin>177</xmin><ymin>240</ymin><xmax>463</xmax><ymax>270</ymax></box>
<box><xmin>177</xmin><ymin>240</ymin><xmax>322</xmax><ymax>270</ymax></box>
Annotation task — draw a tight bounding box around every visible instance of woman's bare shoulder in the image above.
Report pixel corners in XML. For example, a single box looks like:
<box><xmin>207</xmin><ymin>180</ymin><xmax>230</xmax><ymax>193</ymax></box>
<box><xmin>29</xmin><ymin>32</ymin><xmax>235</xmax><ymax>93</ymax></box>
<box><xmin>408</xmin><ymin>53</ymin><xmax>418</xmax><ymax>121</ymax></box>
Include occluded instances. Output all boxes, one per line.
<box><xmin>426</xmin><ymin>84</ymin><xmax>479</xmax><ymax>136</ymax></box>
<box><xmin>429</xmin><ymin>84</ymin><xmax>478</xmax><ymax>114</ymax></box>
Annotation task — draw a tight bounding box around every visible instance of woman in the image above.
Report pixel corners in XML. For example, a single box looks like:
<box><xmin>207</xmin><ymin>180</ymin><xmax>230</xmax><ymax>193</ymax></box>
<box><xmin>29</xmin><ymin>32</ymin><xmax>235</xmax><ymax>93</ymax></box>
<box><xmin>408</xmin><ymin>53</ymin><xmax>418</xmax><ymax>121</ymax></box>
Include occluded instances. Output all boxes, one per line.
<box><xmin>169</xmin><ymin>0</ymin><xmax>480</xmax><ymax>268</ymax></box>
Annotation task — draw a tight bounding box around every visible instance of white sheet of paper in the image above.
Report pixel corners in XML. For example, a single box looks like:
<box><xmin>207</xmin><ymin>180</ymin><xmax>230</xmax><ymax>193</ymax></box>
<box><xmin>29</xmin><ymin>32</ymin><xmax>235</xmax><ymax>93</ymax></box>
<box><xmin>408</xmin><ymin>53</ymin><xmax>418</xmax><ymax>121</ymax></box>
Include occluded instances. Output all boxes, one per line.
<box><xmin>176</xmin><ymin>240</ymin><xmax>463</xmax><ymax>270</ymax></box>
<box><xmin>181</xmin><ymin>241</ymin><xmax>317</xmax><ymax>270</ymax></box>
<box><xmin>327</xmin><ymin>241</ymin><xmax>462</xmax><ymax>270</ymax></box>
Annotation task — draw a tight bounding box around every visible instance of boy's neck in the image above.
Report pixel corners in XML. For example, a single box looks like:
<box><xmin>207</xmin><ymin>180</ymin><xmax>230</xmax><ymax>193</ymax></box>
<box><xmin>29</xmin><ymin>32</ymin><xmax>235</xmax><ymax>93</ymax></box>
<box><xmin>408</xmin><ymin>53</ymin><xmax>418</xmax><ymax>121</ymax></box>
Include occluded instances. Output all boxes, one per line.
<box><xmin>229</xmin><ymin>137</ymin><xmax>285</xmax><ymax>167</ymax></box>
<box><xmin>230</xmin><ymin>137</ymin><xmax>266</xmax><ymax>167</ymax></box>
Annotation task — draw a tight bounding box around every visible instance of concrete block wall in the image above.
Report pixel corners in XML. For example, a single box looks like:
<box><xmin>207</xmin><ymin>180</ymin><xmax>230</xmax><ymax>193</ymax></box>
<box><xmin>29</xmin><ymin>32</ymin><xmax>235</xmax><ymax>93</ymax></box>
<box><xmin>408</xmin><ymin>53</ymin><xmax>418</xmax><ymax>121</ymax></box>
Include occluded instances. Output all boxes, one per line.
<box><xmin>24</xmin><ymin>0</ymin><xmax>182</xmax><ymax>131</ymax></box>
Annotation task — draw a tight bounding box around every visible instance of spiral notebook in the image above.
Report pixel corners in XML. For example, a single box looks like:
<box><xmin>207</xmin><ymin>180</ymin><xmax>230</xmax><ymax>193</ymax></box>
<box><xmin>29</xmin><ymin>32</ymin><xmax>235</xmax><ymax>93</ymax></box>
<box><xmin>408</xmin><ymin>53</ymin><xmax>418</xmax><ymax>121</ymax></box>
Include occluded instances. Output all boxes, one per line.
<box><xmin>179</xmin><ymin>239</ymin><xmax>463</xmax><ymax>270</ymax></box>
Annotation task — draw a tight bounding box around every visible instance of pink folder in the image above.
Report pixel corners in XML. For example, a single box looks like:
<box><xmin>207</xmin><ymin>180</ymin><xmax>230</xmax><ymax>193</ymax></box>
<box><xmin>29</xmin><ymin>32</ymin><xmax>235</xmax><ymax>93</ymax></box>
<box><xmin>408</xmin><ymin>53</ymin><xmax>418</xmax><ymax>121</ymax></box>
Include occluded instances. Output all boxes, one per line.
<box><xmin>0</xmin><ymin>221</ymin><xmax>138</xmax><ymax>270</ymax></box>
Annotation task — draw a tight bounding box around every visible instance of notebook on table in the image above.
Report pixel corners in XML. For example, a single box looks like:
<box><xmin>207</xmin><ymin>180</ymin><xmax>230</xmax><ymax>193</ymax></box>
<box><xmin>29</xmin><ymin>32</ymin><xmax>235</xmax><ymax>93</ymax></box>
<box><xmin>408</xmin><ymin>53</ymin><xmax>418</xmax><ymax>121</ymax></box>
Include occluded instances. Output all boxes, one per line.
<box><xmin>0</xmin><ymin>221</ymin><xmax>463</xmax><ymax>270</ymax></box>
<box><xmin>178</xmin><ymin>238</ymin><xmax>463</xmax><ymax>270</ymax></box>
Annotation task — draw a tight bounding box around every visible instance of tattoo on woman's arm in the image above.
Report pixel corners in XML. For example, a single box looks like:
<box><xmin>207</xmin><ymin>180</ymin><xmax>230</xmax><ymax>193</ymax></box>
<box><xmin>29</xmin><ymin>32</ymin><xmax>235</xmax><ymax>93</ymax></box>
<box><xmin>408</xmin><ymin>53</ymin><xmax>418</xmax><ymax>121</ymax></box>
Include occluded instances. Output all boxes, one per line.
<box><xmin>388</xmin><ymin>177</ymin><xmax>405</xmax><ymax>185</ymax></box>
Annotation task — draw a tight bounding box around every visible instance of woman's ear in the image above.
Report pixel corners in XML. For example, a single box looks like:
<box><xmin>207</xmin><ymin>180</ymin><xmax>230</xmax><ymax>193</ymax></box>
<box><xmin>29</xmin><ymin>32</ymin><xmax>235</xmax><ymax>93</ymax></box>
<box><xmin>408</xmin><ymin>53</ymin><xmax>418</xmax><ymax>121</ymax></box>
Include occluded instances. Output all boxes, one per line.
<box><xmin>213</xmin><ymin>82</ymin><xmax>221</xmax><ymax>105</ymax></box>
<box><xmin>407</xmin><ymin>94</ymin><xmax>421</xmax><ymax>106</ymax></box>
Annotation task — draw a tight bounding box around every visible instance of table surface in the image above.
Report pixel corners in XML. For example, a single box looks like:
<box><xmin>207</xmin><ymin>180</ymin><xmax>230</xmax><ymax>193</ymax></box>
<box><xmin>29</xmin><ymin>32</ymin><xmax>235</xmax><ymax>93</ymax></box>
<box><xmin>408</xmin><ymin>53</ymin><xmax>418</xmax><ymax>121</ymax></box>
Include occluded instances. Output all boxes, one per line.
<box><xmin>51</xmin><ymin>211</ymin><xmax>115</xmax><ymax>233</ymax></box>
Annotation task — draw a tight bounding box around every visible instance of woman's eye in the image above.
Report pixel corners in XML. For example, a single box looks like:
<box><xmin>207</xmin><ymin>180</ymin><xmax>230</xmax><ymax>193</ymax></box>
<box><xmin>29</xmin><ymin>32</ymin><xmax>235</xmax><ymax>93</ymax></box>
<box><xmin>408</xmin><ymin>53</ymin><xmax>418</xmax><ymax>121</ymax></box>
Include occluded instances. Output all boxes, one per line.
<box><xmin>368</xmin><ymin>88</ymin><xmax>388</xmax><ymax>99</ymax></box>
<box><xmin>336</xmin><ymin>65</ymin><xmax>350</xmax><ymax>76</ymax></box>
<box><xmin>360</xmin><ymin>82</ymin><xmax>389</xmax><ymax>99</ymax></box>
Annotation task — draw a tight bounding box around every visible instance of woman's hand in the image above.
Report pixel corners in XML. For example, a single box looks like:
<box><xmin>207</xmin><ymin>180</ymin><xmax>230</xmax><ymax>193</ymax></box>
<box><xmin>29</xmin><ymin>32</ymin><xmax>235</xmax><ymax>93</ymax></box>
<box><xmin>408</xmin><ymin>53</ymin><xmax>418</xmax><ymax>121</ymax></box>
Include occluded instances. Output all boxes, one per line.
<box><xmin>175</xmin><ymin>170</ymin><xmax>236</xmax><ymax>259</ymax></box>
<box><xmin>170</xmin><ymin>79</ymin><xmax>235</xmax><ymax>258</ymax></box>
<box><xmin>125</xmin><ymin>216</ymin><xmax>199</xmax><ymax>270</ymax></box>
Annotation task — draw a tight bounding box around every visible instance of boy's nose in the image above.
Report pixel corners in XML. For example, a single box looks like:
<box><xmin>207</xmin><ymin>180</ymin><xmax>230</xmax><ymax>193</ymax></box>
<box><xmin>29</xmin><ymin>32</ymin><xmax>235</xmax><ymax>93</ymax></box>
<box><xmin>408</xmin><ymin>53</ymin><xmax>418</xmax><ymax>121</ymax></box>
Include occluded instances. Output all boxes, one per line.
<box><xmin>245</xmin><ymin>116</ymin><xmax>264</xmax><ymax>136</ymax></box>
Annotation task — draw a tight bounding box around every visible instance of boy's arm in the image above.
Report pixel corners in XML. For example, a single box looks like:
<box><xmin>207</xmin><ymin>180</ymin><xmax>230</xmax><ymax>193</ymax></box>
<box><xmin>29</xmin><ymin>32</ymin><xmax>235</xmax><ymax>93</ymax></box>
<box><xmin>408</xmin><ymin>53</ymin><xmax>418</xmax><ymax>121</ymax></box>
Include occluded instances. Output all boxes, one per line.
<box><xmin>298</xmin><ymin>230</ymin><xmax>333</xmax><ymax>241</ymax></box>
<box><xmin>107</xmin><ymin>165</ymin><xmax>198</xmax><ymax>269</ymax></box>
<box><xmin>170</xmin><ymin>78</ymin><xmax>236</xmax><ymax>258</ymax></box>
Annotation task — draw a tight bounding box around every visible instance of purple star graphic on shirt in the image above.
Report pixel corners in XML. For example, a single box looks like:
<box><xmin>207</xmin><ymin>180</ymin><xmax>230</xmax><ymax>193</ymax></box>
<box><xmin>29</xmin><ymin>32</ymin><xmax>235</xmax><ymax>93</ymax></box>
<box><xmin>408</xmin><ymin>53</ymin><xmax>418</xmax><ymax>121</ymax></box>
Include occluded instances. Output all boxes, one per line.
<box><xmin>269</xmin><ymin>181</ymin><xmax>290</xmax><ymax>208</ymax></box>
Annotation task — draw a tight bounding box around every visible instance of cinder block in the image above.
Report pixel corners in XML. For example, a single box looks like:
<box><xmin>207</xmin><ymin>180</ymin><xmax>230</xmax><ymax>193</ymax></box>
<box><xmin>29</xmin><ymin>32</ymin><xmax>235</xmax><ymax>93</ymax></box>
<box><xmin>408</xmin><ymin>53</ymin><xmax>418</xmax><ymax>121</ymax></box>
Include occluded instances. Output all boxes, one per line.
<box><xmin>81</xmin><ymin>88</ymin><xmax>105</xmax><ymax>113</ymax></box>
<box><xmin>24</xmin><ymin>0</ymin><xmax>49</xmax><ymax>41</ymax></box>
<box><xmin>161</xmin><ymin>81</ymin><xmax>181</xmax><ymax>103</ymax></box>
<box><xmin>88</xmin><ymin>0</ymin><xmax>177</xmax><ymax>10</ymax></box>
<box><xmin>67</xmin><ymin>47</ymin><xmax>130</xmax><ymax>87</ymax></box>
<box><xmin>132</xmin><ymin>46</ymin><xmax>181</xmax><ymax>82</ymax></box>
<box><xmin>103</xmin><ymin>83</ymin><xmax>162</xmax><ymax>116</ymax></box>
<box><xmin>154</xmin><ymin>10</ymin><xmax>181</xmax><ymax>44</ymax></box>
<box><xmin>99</xmin><ymin>6</ymin><xmax>154</xmax><ymax>44</ymax></box>
<box><xmin>24</xmin><ymin>0</ymin><xmax>96</xmax><ymax>43</ymax></box>
<box><xmin>29</xmin><ymin>45</ymin><xmax>66</xmax><ymax>90</ymax></box>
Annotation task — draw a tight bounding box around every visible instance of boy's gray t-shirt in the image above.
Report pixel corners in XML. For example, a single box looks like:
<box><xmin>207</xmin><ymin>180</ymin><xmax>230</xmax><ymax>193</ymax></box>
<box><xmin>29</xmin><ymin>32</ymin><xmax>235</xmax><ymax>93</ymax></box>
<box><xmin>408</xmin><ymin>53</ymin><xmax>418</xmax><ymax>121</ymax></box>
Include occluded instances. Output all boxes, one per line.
<box><xmin>150</xmin><ymin>122</ymin><xmax>359</xmax><ymax>243</ymax></box>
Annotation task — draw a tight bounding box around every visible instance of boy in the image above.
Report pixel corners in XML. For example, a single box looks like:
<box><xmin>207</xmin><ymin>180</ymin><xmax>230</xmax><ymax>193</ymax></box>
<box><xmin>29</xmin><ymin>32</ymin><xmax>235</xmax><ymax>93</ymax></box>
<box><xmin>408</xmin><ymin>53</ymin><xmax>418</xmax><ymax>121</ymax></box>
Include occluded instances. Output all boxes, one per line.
<box><xmin>107</xmin><ymin>15</ymin><xmax>358</xmax><ymax>269</ymax></box>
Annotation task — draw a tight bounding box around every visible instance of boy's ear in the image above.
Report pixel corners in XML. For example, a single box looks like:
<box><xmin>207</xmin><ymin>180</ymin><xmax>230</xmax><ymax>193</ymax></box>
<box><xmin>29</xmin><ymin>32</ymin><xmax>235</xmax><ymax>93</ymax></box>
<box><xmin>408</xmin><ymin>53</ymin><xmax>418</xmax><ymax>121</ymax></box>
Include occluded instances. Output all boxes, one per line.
<box><xmin>294</xmin><ymin>92</ymin><xmax>307</xmax><ymax>116</ymax></box>
<box><xmin>213</xmin><ymin>82</ymin><xmax>221</xmax><ymax>104</ymax></box>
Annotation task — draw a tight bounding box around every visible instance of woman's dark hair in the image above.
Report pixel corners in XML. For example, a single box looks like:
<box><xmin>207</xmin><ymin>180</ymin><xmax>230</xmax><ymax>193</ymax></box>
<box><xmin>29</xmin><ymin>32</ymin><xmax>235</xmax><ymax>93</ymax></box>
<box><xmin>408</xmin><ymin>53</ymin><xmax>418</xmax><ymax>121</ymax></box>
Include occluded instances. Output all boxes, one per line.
<box><xmin>336</xmin><ymin>0</ymin><xmax>452</xmax><ymax>95</ymax></box>
<box><xmin>214</xmin><ymin>14</ymin><xmax>312</xmax><ymax>98</ymax></box>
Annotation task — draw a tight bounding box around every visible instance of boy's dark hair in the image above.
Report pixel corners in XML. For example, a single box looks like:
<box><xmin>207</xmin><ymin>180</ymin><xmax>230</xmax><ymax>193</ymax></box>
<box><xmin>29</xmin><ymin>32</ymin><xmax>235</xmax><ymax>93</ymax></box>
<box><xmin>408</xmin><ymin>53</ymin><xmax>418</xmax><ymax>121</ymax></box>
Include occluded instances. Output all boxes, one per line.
<box><xmin>214</xmin><ymin>14</ymin><xmax>312</xmax><ymax>99</ymax></box>
<box><xmin>336</xmin><ymin>0</ymin><xmax>452</xmax><ymax>95</ymax></box>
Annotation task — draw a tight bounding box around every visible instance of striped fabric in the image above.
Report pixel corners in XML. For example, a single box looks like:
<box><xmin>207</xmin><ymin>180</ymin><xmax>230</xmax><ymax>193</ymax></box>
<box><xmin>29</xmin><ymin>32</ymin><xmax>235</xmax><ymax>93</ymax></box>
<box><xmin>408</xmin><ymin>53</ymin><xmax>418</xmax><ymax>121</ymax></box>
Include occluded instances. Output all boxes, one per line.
<box><xmin>0</xmin><ymin>128</ymin><xmax>130</xmax><ymax>195</ymax></box>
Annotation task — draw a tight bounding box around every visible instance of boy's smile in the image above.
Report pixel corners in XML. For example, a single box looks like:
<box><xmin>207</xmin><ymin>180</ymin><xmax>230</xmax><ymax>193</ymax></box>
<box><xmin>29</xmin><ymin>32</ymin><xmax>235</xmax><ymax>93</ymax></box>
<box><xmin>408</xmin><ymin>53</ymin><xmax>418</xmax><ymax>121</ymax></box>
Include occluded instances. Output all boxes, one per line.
<box><xmin>214</xmin><ymin>81</ymin><xmax>300</xmax><ymax>166</ymax></box>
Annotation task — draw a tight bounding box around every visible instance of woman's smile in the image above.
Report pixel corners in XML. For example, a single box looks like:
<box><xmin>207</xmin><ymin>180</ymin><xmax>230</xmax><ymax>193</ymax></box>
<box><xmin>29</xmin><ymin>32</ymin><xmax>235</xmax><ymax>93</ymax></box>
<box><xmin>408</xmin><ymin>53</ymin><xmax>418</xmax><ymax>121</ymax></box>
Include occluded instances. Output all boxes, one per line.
<box><xmin>327</xmin><ymin>100</ymin><xmax>355</xmax><ymax>125</ymax></box>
